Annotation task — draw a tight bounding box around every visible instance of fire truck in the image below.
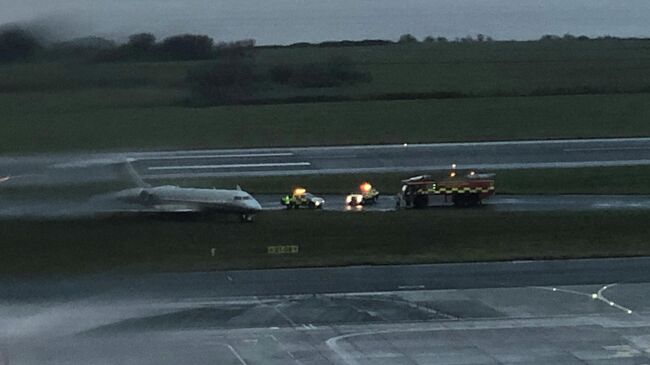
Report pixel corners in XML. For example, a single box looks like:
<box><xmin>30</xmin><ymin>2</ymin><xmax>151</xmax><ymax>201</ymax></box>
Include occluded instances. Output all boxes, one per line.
<box><xmin>397</xmin><ymin>166</ymin><xmax>495</xmax><ymax>208</ymax></box>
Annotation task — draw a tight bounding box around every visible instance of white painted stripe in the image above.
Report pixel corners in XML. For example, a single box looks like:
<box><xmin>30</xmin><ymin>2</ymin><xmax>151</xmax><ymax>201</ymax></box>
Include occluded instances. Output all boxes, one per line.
<box><xmin>138</xmin><ymin>152</ymin><xmax>294</xmax><ymax>160</ymax></box>
<box><xmin>226</xmin><ymin>344</ymin><xmax>249</xmax><ymax>365</ymax></box>
<box><xmin>147</xmin><ymin>162</ymin><xmax>311</xmax><ymax>171</ymax></box>
<box><xmin>294</xmin><ymin>137</ymin><xmax>650</xmax><ymax>152</ymax></box>
<box><xmin>123</xmin><ymin>137</ymin><xmax>650</xmax><ymax>157</ymax></box>
<box><xmin>564</xmin><ymin>147</ymin><xmax>650</xmax><ymax>152</ymax></box>
<box><xmin>143</xmin><ymin>159</ymin><xmax>650</xmax><ymax>179</ymax></box>
<box><xmin>597</xmin><ymin>283</ymin><xmax>635</xmax><ymax>315</ymax></box>
<box><xmin>397</xmin><ymin>285</ymin><xmax>425</xmax><ymax>290</ymax></box>
<box><xmin>50</xmin><ymin>137</ymin><xmax>650</xmax><ymax>168</ymax></box>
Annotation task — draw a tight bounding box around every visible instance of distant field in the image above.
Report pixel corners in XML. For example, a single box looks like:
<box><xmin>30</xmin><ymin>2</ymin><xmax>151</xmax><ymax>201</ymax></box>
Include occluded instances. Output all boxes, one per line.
<box><xmin>2</xmin><ymin>40</ymin><xmax>650</xmax><ymax>152</ymax></box>
<box><xmin>2</xmin><ymin>210</ymin><xmax>650</xmax><ymax>275</ymax></box>
<box><xmin>5</xmin><ymin>40</ymin><xmax>650</xmax><ymax>96</ymax></box>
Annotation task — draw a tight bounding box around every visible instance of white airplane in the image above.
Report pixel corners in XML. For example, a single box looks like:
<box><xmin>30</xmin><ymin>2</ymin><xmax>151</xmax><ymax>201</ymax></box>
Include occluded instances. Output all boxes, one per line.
<box><xmin>100</xmin><ymin>161</ymin><xmax>262</xmax><ymax>221</ymax></box>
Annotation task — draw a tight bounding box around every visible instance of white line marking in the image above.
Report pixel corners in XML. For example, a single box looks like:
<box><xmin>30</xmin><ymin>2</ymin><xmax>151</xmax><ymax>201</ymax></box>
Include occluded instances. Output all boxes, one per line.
<box><xmin>273</xmin><ymin>304</ymin><xmax>297</xmax><ymax>326</ymax></box>
<box><xmin>597</xmin><ymin>283</ymin><xmax>635</xmax><ymax>314</ymax></box>
<box><xmin>118</xmin><ymin>137</ymin><xmax>650</xmax><ymax>157</ymax></box>
<box><xmin>534</xmin><ymin>286</ymin><xmax>593</xmax><ymax>298</ymax></box>
<box><xmin>295</xmin><ymin>137</ymin><xmax>650</xmax><ymax>150</ymax></box>
<box><xmin>139</xmin><ymin>152</ymin><xmax>294</xmax><ymax>160</ymax></box>
<box><xmin>535</xmin><ymin>284</ymin><xmax>635</xmax><ymax>315</ymax></box>
<box><xmin>226</xmin><ymin>344</ymin><xmax>249</xmax><ymax>365</ymax></box>
<box><xmin>564</xmin><ymin>147</ymin><xmax>650</xmax><ymax>152</ymax></box>
<box><xmin>143</xmin><ymin>159</ymin><xmax>650</xmax><ymax>179</ymax></box>
<box><xmin>147</xmin><ymin>162</ymin><xmax>311</xmax><ymax>171</ymax></box>
<box><xmin>325</xmin><ymin>314</ymin><xmax>650</xmax><ymax>365</ymax></box>
<box><xmin>397</xmin><ymin>285</ymin><xmax>425</xmax><ymax>290</ymax></box>
<box><xmin>268</xmin><ymin>335</ymin><xmax>304</xmax><ymax>364</ymax></box>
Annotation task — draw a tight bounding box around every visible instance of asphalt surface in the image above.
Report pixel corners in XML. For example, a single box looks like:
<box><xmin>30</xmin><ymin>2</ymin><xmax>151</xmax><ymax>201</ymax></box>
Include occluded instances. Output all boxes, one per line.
<box><xmin>258</xmin><ymin>194</ymin><xmax>650</xmax><ymax>212</ymax></box>
<box><xmin>4</xmin><ymin>257</ymin><xmax>650</xmax><ymax>300</ymax></box>
<box><xmin>4</xmin><ymin>138</ymin><xmax>650</xmax><ymax>364</ymax></box>
<box><xmin>3</xmin><ymin>138</ymin><xmax>650</xmax><ymax>185</ymax></box>
<box><xmin>135</xmin><ymin>137</ymin><xmax>650</xmax><ymax>179</ymax></box>
<box><xmin>3</xmin><ymin>258</ymin><xmax>650</xmax><ymax>364</ymax></box>
<box><xmin>2</xmin><ymin>194</ymin><xmax>650</xmax><ymax>218</ymax></box>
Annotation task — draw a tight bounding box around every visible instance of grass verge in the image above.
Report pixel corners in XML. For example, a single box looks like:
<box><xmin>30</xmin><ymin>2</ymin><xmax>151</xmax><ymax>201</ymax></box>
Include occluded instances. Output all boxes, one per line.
<box><xmin>2</xmin><ymin>210</ymin><xmax>650</xmax><ymax>276</ymax></box>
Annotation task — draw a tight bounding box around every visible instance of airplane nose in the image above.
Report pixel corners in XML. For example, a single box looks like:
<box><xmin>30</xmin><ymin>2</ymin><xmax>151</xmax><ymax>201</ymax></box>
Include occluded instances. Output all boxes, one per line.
<box><xmin>249</xmin><ymin>198</ymin><xmax>262</xmax><ymax>211</ymax></box>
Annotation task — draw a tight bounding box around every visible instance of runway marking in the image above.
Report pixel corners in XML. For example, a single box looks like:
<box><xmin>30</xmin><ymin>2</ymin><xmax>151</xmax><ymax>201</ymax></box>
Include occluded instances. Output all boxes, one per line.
<box><xmin>285</xmin><ymin>136</ymin><xmax>650</xmax><ymax>151</ymax></box>
<box><xmin>272</xmin><ymin>304</ymin><xmax>297</xmax><ymax>326</ymax></box>
<box><xmin>325</xmin><ymin>315</ymin><xmax>646</xmax><ymax>365</ymax></box>
<box><xmin>268</xmin><ymin>334</ymin><xmax>305</xmax><ymax>364</ymax></box>
<box><xmin>597</xmin><ymin>284</ymin><xmax>634</xmax><ymax>314</ymax></box>
<box><xmin>147</xmin><ymin>162</ymin><xmax>311</xmax><ymax>171</ymax></box>
<box><xmin>226</xmin><ymin>344</ymin><xmax>249</xmax><ymax>365</ymax></box>
<box><xmin>535</xmin><ymin>284</ymin><xmax>635</xmax><ymax>315</ymax></box>
<box><xmin>535</xmin><ymin>286</ymin><xmax>594</xmax><ymax>298</ymax></box>
<box><xmin>397</xmin><ymin>285</ymin><xmax>425</xmax><ymax>290</ymax></box>
<box><xmin>139</xmin><ymin>152</ymin><xmax>294</xmax><ymax>160</ymax></box>
<box><xmin>116</xmin><ymin>137</ymin><xmax>650</xmax><ymax>157</ymax></box>
<box><xmin>564</xmin><ymin>147</ymin><xmax>650</xmax><ymax>152</ymax></box>
<box><xmin>142</xmin><ymin>159</ymin><xmax>650</xmax><ymax>179</ymax></box>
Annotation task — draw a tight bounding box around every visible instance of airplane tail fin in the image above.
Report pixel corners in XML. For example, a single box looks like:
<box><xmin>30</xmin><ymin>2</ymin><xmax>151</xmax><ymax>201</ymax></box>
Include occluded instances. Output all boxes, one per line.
<box><xmin>117</xmin><ymin>159</ymin><xmax>150</xmax><ymax>188</ymax></box>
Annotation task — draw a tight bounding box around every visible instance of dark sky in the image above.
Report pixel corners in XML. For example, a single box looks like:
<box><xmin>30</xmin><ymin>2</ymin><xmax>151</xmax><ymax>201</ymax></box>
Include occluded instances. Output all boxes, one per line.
<box><xmin>2</xmin><ymin>0</ymin><xmax>650</xmax><ymax>44</ymax></box>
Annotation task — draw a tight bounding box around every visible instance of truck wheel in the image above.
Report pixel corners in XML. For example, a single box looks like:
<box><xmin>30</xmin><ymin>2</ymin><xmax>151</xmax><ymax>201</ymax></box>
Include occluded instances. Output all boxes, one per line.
<box><xmin>453</xmin><ymin>194</ymin><xmax>466</xmax><ymax>207</ymax></box>
<box><xmin>414</xmin><ymin>194</ymin><xmax>429</xmax><ymax>209</ymax></box>
<box><xmin>468</xmin><ymin>193</ymin><xmax>481</xmax><ymax>207</ymax></box>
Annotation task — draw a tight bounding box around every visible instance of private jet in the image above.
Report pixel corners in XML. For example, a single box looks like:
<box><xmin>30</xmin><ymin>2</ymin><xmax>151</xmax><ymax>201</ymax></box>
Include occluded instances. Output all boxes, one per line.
<box><xmin>101</xmin><ymin>161</ymin><xmax>262</xmax><ymax>221</ymax></box>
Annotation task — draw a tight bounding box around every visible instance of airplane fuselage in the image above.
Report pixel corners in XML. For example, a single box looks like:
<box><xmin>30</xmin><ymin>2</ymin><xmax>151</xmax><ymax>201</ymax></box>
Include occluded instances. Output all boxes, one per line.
<box><xmin>114</xmin><ymin>185</ymin><xmax>262</xmax><ymax>215</ymax></box>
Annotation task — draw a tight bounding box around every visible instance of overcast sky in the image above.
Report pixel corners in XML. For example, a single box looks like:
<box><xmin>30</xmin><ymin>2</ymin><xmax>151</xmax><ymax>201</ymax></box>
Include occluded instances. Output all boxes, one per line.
<box><xmin>2</xmin><ymin>0</ymin><xmax>650</xmax><ymax>44</ymax></box>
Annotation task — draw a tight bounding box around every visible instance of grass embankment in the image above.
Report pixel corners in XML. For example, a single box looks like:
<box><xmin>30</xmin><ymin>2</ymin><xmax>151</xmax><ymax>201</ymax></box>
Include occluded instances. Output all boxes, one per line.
<box><xmin>160</xmin><ymin>166</ymin><xmax>650</xmax><ymax>195</ymax></box>
<box><xmin>2</xmin><ymin>40</ymin><xmax>650</xmax><ymax>152</ymax></box>
<box><xmin>2</xmin><ymin>210</ymin><xmax>649</xmax><ymax>276</ymax></box>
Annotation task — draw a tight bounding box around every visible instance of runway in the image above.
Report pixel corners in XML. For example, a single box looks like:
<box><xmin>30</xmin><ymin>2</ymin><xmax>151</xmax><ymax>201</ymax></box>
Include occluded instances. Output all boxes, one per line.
<box><xmin>3</xmin><ymin>258</ymin><xmax>650</xmax><ymax>364</ymax></box>
<box><xmin>3</xmin><ymin>137</ymin><xmax>650</xmax><ymax>186</ymax></box>
<box><xmin>257</xmin><ymin>194</ymin><xmax>650</xmax><ymax>212</ymax></box>
<box><xmin>1</xmin><ymin>194</ymin><xmax>650</xmax><ymax>218</ymax></box>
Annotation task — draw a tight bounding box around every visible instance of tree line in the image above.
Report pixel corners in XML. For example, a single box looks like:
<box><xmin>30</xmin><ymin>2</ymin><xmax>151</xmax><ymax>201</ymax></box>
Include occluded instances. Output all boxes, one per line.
<box><xmin>3</xmin><ymin>25</ymin><xmax>632</xmax><ymax>64</ymax></box>
<box><xmin>0</xmin><ymin>26</ymin><xmax>255</xmax><ymax>63</ymax></box>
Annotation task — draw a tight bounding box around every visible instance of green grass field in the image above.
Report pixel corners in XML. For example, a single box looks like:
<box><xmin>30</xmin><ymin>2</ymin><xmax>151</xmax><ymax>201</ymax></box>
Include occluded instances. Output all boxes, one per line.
<box><xmin>2</xmin><ymin>210</ymin><xmax>649</xmax><ymax>276</ymax></box>
<box><xmin>1</xmin><ymin>40</ymin><xmax>650</xmax><ymax>153</ymax></box>
<box><xmin>3</xmin><ymin>93</ymin><xmax>650</xmax><ymax>153</ymax></box>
